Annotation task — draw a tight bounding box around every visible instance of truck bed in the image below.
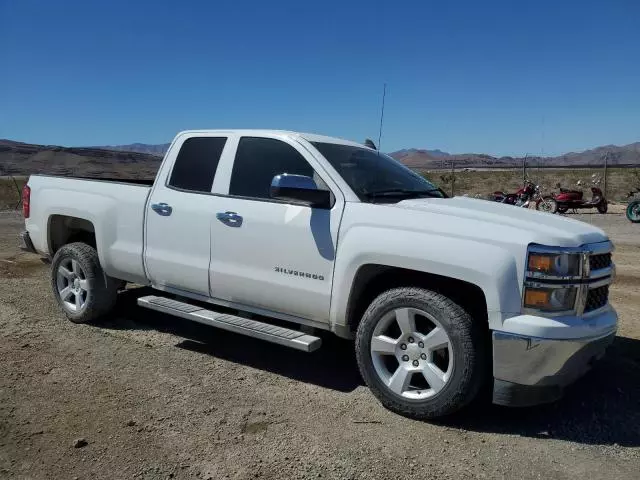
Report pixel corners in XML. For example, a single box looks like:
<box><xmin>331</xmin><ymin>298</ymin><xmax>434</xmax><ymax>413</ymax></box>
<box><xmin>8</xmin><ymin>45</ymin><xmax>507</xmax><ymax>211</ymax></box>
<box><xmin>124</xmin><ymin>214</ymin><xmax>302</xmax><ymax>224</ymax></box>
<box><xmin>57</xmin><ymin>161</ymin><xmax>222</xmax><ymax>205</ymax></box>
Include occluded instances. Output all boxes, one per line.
<box><xmin>25</xmin><ymin>174</ymin><xmax>153</xmax><ymax>284</ymax></box>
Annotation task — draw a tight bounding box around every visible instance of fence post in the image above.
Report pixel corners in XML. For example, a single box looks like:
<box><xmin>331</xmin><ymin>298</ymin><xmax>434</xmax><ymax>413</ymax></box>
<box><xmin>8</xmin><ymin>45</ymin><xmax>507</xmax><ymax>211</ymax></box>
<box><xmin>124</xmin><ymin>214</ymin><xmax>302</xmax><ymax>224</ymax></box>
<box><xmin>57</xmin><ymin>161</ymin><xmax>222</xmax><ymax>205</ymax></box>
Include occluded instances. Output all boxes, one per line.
<box><xmin>11</xmin><ymin>175</ymin><xmax>22</xmax><ymax>210</ymax></box>
<box><xmin>603</xmin><ymin>153</ymin><xmax>608</xmax><ymax>199</ymax></box>
<box><xmin>522</xmin><ymin>155</ymin><xmax>527</xmax><ymax>184</ymax></box>
<box><xmin>450</xmin><ymin>160</ymin><xmax>455</xmax><ymax>197</ymax></box>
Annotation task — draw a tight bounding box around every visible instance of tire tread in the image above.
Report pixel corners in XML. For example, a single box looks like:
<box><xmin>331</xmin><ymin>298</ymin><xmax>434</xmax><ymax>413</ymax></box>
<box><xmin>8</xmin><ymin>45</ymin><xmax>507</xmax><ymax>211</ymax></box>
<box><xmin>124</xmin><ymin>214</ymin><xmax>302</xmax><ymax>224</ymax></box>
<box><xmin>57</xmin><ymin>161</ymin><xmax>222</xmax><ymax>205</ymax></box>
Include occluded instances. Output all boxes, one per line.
<box><xmin>355</xmin><ymin>287</ymin><xmax>486</xmax><ymax>419</ymax></box>
<box><xmin>50</xmin><ymin>242</ymin><xmax>118</xmax><ymax>324</ymax></box>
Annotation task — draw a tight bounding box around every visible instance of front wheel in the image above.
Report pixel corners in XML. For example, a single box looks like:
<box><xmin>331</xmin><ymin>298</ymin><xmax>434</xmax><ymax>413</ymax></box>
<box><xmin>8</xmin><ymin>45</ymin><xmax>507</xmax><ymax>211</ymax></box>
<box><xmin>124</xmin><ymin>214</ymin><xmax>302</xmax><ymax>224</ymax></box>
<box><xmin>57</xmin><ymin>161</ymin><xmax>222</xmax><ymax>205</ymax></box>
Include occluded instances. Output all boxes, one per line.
<box><xmin>536</xmin><ymin>196</ymin><xmax>558</xmax><ymax>214</ymax></box>
<box><xmin>355</xmin><ymin>287</ymin><xmax>486</xmax><ymax>419</ymax></box>
<box><xmin>627</xmin><ymin>200</ymin><xmax>640</xmax><ymax>223</ymax></box>
<box><xmin>51</xmin><ymin>242</ymin><xmax>119</xmax><ymax>323</ymax></box>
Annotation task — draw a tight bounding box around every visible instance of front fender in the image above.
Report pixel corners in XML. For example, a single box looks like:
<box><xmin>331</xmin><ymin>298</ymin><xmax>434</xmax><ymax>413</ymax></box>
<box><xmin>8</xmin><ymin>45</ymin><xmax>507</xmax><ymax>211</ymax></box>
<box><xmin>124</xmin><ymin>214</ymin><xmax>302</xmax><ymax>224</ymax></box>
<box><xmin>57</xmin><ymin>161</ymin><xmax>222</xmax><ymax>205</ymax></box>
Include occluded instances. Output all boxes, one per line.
<box><xmin>330</xmin><ymin>226</ymin><xmax>523</xmax><ymax>332</ymax></box>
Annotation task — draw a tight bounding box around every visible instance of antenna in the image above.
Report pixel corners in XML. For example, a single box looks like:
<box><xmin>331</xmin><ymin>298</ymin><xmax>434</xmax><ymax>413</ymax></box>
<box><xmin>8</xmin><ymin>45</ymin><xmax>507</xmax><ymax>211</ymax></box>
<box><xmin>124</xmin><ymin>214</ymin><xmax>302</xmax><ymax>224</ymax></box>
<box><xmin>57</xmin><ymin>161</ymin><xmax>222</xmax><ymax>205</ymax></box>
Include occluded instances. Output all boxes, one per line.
<box><xmin>377</xmin><ymin>83</ymin><xmax>387</xmax><ymax>151</ymax></box>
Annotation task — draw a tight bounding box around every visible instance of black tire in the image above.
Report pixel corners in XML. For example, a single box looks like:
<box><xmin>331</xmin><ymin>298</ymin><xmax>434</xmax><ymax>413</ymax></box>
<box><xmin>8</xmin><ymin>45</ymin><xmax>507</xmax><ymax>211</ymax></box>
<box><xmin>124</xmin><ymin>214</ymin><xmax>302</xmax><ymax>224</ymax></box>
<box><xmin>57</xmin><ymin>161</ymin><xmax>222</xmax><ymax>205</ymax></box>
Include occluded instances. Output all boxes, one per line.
<box><xmin>50</xmin><ymin>242</ymin><xmax>119</xmax><ymax>324</ymax></box>
<box><xmin>597</xmin><ymin>200</ymin><xmax>608</xmax><ymax>214</ymax></box>
<box><xmin>627</xmin><ymin>200</ymin><xmax>640</xmax><ymax>223</ymax></box>
<box><xmin>355</xmin><ymin>287</ymin><xmax>486</xmax><ymax>419</ymax></box>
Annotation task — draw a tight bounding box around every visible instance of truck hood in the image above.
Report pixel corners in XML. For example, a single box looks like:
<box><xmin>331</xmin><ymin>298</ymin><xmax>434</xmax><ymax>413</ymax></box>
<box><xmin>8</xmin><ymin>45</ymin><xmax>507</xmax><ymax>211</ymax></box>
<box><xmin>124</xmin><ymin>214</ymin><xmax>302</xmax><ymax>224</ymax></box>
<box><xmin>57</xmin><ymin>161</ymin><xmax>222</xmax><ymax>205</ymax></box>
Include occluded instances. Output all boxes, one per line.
<box><xmin>394</xmin><ymin>196</ymin><xmax>608</xmax><ymax>247</ymax></box>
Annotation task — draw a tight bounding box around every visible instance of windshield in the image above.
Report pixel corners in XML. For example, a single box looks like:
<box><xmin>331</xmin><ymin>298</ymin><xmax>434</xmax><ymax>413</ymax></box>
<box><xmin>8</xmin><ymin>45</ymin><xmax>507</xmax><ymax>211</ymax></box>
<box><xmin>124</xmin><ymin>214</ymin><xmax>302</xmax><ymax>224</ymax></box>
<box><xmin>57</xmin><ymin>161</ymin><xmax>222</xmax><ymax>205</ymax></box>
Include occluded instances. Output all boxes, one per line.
<box><xmin>311</xmin><ymin>142</ymin><xmax>445</xmax><ymax>202</ymax></box>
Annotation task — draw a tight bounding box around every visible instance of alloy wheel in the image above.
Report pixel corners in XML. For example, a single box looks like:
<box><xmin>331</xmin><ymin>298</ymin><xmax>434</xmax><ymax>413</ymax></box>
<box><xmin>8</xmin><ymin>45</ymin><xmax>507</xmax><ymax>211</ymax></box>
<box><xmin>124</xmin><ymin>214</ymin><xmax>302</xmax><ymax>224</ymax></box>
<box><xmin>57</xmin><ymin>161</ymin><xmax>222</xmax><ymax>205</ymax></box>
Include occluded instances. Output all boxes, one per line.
<box><xmin>56</xmin><ymin>258</ymin><xmax>89</xmax><ymax>313</ymax></box>
<box><xmin>370</xmin><ymin>307</ymin><xmax>453</xmax><ymax>399</ymax></box>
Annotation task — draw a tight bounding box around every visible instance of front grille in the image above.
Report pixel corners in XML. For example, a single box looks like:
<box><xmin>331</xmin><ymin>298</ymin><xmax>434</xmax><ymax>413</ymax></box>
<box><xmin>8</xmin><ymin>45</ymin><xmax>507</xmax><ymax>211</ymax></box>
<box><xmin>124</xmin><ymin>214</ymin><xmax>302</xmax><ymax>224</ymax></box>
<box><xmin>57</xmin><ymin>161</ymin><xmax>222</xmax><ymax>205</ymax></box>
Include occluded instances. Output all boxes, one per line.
<box><xmin>589</xmin><ymin>253</ymin><xmax>612</xmax><ymax>271</ymax></box>
<box><xmin>585</xmin><ymin>285</ymin><xmax>609</xmax><ymax>312</ymax></box>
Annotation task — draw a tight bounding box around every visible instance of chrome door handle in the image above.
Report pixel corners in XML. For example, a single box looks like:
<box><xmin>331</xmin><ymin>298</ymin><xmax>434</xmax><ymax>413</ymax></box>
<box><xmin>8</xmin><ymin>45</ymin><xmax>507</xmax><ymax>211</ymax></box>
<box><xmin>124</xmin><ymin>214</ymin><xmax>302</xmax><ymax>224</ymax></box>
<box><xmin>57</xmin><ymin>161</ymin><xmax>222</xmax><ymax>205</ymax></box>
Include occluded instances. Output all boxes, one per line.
<box><xmin>216</xmin><ymin>211</ymin><xmax>243</xmax><ymax>227</ymax></box>
<box><xmin>151</xmin><ymin>202</ymin><xmax>173</xmax><ymax>216</ymax></box>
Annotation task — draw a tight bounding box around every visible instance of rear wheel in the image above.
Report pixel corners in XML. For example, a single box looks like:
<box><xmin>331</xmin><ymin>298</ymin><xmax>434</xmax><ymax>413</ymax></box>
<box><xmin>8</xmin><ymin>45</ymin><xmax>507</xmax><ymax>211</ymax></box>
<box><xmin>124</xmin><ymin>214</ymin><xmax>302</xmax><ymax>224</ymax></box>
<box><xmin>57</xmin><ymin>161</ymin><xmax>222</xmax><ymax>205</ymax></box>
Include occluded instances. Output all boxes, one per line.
<box><xmin>355</xmin><ymin>287</ymin><xmax>486</xmax><ymax>419</ymax></box>
<box><xmin>597</xmin><ymin>200</ymin><xmax>608</xmax><ymax>214</ymax></box>
<box><xmin>51</xmin><ymin>242</ymin><xmax>119</xmax><ymax>324</ymax></box>
<box><xmin>627</xmin><ymin>200</ymin><xmax>640</xmax><ymax>223</ymax></box>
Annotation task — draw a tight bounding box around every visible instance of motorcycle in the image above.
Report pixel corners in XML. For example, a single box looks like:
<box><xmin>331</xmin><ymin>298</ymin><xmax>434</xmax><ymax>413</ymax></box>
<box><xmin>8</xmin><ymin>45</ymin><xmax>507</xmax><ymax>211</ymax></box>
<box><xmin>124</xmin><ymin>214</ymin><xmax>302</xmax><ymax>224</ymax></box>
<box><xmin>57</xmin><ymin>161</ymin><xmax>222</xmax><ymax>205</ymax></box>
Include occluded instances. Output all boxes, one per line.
<box><xmin>539</xmin><ymin>175</ymin><xmax>607</xmax><ymax>214</ymax></box>
<box><xmin>491</xmin><ymin>181</ymin><xmax>537</xmax><ymax>207</ymax></box>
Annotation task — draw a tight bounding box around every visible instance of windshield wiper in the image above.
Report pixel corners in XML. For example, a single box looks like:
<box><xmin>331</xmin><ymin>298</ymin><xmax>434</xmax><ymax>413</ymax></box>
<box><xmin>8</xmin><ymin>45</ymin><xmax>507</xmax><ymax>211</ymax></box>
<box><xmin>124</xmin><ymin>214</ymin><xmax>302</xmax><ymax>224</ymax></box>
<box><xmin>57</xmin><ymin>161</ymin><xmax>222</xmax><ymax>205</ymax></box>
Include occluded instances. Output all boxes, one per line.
<box><xmin>363</xmin><ymin>188</ymin><xmax>443</xmax><ymax>199</ymax></box>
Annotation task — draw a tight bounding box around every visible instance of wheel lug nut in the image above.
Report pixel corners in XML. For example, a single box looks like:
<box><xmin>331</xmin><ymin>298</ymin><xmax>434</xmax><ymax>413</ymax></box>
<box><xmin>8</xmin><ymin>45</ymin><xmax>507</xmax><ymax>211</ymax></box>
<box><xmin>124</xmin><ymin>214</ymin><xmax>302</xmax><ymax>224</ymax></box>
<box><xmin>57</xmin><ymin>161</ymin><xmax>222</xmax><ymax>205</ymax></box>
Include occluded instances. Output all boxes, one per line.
<box><xmin>420</xmin><ymin>353</ymin><xmax>427</xmax><ymax>360</ymax></box>
<box><xmin>400</xmin><ymin>344</ymin><xmax>407</xmax><ymax>350</ymax></box>
<box><xmin>418</xmin><ymin>341</ymin><xmax>424</xmax><ymax>348</ymax></box>
<box><xmin>412</xmin><ymin>360</ymin><xmax>419</xmax><ymax>367</ymax></box>
<box><xmin>402</xmin><ymin>355</ymin><xmax>409</xmax><ymax>362</ymax></box>
<box><xmin>408</xmin><ymin>337</ymin><xmax>414</xmax><ymax>343</ymax></box>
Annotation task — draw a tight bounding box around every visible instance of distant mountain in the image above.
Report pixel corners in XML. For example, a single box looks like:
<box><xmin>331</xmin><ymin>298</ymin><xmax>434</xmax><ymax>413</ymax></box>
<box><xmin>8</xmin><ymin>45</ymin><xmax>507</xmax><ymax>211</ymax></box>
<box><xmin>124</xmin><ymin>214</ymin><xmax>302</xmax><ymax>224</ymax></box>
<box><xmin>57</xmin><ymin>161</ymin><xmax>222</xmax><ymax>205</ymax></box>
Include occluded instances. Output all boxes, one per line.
<box><xmin>92</xmin><ymin>143</ymin><xmax>170</xmax><ymax>156</ymax></box>
<box><xmin>2</xmin><ymin>138</ymin><xmax>639</xmax><ymax>181</ymax></box>
<box><xmin>554</xmin><ymin>142</ymin><xmax>640</xmax><ymax>166</ymax></box>
<box><xmin>389</xmin><ymin>142</ymin><xmax>640</xmax><ymax>169</ymax></box>
<box><xmin>89</xmin><ymin>140</ymin><xmax>640</xmax><ymax>168</ymax></box>
<box><xmin>392</xmin><ymin>148</ymin><xmax>450</xmax><ymax>160</ymax></box>
<box><xmin>0</xmin><ymin>139</ymin><xmax>160</xmax><ymax>178</ymax></box>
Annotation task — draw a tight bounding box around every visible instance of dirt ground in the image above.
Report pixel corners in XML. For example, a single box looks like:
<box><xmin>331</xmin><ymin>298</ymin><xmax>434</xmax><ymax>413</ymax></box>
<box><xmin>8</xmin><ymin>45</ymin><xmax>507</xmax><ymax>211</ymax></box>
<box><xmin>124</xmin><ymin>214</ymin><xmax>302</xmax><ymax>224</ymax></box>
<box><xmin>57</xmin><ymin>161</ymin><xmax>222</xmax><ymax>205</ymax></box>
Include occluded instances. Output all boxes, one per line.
<box><xmin>0</xmin><ymin>210</ymin><xmax>638</xmax><ymax>480</ymax></box>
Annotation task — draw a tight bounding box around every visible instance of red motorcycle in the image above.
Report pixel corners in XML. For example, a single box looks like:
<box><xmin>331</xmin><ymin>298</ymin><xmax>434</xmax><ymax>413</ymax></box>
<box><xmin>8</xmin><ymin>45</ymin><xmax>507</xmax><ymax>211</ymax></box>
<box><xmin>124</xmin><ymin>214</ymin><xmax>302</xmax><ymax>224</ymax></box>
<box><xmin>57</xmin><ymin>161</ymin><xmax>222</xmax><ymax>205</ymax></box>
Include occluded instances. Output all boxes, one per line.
<box><xmin>491</xmin><ymin>181</ymin><xmax>536</xmax><ymax>206</ymax></box>
<box><xmin>538</xmin><ymin>176</ymin><xmax>608</xmax><ymax>214</ymax></box>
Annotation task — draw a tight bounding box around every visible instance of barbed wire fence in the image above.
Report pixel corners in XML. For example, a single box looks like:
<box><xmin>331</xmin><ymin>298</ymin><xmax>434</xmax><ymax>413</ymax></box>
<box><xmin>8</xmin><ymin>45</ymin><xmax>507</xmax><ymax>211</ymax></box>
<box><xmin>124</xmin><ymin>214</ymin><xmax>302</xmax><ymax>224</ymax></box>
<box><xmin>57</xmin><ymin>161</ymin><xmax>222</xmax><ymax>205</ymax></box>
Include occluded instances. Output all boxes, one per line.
<box><xmin>427</xmin><ymin>151</ymin><xmax>640</xmax><ymax>202</ymax></box>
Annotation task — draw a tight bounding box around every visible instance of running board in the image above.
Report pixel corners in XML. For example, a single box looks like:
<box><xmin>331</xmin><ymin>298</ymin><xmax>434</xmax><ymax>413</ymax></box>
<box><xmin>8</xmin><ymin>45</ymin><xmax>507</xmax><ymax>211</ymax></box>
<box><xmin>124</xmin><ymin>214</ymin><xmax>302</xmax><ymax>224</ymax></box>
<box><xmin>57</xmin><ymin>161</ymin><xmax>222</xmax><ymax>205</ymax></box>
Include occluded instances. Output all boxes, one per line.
<box><xmin>137</xmin><ymin>295</ymin><xmax>322</xmax><ymax>352</ymax></box>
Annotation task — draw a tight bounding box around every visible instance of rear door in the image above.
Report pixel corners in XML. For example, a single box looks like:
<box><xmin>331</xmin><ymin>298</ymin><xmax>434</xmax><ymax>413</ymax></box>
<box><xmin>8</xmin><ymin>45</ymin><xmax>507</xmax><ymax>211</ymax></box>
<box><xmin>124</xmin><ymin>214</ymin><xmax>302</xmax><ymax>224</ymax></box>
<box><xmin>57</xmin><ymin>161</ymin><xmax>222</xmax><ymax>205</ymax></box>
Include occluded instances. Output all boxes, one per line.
<box><xmin>144</xmin><ymin>134</ymin><xmax>230</xmax><ymax>296</ymax></box>
<box><xmin>208</xmin><ymin>135</ymin><xmax>344</xmax><ymax>322</ymax></box>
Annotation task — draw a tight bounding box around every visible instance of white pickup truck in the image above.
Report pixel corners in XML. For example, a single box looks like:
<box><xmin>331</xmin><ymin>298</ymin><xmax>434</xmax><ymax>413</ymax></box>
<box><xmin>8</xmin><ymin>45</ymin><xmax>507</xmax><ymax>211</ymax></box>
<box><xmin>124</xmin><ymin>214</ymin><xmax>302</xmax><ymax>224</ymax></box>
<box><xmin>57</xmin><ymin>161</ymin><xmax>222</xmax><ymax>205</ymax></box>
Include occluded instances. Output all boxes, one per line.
<box><xmin>20</xmin><ymin>129</ymin><xmax>617</xmax><ymax>419</ymax></box>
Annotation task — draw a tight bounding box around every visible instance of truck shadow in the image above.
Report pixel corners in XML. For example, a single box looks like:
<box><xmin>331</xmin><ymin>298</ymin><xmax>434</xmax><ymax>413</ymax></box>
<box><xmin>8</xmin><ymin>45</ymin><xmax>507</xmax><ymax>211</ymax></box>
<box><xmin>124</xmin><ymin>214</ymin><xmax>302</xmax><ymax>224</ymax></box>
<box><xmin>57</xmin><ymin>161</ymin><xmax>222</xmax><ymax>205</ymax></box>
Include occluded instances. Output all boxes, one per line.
<box><xmin>102</xmin><ymin>287</ymin><xmax>364</xmax><ymax>393</ymax></box>
<box><xmin>104</xmin><ymin>288</ymin><xmax>639</xmax><ymax>447</ymax></box>
<box><xmin>441</xmin><ymin>335</ymin><xmax>640</xmax><ymax>448</ymax></box>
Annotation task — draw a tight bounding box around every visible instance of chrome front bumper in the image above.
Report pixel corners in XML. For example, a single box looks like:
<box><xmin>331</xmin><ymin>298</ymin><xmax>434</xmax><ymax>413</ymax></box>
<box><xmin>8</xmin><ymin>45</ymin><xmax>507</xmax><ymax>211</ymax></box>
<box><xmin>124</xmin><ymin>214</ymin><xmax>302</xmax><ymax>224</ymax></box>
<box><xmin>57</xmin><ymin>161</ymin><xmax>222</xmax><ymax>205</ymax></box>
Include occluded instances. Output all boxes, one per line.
<box><xmin>492</xmin><ymin>330</ymin><xmax>616</xmax><ymax>407</ymax></box>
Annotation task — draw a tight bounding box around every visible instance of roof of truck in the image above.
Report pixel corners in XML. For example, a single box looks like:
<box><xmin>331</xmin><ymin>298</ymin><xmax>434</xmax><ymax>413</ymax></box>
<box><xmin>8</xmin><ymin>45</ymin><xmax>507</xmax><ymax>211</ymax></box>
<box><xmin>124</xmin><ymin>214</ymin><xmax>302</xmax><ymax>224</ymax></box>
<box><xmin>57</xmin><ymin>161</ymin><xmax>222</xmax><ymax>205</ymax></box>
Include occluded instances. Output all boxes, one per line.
<box><xmin>176</xmin><ymin>129</ymin><xmax>370</xmax><ymax>149</ymax></box>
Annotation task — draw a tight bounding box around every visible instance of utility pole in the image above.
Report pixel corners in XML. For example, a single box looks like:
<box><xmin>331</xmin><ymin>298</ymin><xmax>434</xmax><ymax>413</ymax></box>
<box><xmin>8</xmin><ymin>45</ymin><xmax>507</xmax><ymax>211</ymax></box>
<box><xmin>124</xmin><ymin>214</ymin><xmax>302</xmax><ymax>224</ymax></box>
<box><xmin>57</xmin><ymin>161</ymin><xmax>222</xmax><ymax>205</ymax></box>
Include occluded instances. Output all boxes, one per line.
<box><xmin>377</xmin><ymin>83</ymin><xmax>386</xmax><ymax>152</ymax></box>
<box><xmin>522</xmin><ymin>155</ymin><xmax>527</xmax><ymax>184</ymax></box>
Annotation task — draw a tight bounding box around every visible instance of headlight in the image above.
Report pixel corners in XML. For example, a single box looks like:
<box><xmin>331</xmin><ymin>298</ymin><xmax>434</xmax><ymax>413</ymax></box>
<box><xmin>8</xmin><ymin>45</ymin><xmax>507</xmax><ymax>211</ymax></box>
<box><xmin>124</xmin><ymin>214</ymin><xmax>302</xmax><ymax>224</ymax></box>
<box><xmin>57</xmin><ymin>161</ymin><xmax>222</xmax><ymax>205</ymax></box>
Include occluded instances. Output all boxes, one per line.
<box><xmin>523</xmin><ymin>245</ymin><xmax>585</xmax><ymax>315</ymax></box>
<box><xmin>527</xmin><ymin>252</ymin><xmax>582</xmax><ymax>279</ymax></box>
<box><xmin>523</xmin><ymin>286</ymin><xmax>578</xmax><ymax>312</ymax></box>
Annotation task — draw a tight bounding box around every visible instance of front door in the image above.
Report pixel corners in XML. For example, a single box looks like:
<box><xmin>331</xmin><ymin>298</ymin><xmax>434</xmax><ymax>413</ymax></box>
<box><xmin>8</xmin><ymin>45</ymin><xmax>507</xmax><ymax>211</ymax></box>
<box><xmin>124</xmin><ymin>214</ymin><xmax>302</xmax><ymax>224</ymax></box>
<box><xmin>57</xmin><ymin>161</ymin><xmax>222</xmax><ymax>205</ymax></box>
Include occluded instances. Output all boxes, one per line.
<box><xmin>209</xmin><ymin>136</ymin><xmax>343</xmax><ymax>322</ymax></box>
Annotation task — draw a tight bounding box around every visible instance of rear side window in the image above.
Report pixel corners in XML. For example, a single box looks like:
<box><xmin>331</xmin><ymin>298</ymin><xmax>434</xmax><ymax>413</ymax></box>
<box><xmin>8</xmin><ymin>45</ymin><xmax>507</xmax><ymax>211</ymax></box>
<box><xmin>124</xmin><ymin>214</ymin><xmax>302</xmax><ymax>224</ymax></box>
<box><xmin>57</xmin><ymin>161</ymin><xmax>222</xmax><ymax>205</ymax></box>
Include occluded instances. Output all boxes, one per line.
<box><xmin>229</xmin><ymin>137</ymin><xmax>314</xmax><ymax>200</ymax></box>
<box><xmin>168</xmin><ymin>137</ymin><xmax>227</xmax><ymax>192</ymax></box>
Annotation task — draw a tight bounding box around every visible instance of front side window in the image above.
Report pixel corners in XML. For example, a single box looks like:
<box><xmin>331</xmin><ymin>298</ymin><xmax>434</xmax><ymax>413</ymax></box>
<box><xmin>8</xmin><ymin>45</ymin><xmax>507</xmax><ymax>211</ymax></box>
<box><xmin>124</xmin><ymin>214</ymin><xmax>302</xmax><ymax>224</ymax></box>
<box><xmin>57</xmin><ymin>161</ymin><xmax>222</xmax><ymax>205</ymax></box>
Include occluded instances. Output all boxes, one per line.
<box><xmin>168</xmin><ymin>137</ymin><xmax>227</xmax><ymax>192</ymax></box>
<box><xmin>229</xmin><ymin>137</ymin><xmax>316</xmax><ymax>200</ymax></box>
<box><xmin>311</xmin><ymin>142</ymin><xmax>445</xmax><ymax>202</ymax></box>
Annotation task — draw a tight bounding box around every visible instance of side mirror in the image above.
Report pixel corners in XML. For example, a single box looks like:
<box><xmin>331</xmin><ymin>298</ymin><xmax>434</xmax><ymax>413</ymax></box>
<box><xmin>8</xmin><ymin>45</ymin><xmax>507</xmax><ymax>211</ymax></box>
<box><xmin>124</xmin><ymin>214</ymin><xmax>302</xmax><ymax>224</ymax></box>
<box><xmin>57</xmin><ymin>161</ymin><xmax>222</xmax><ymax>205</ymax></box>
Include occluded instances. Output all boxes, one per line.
<box><xmin>270</xmin><ymin>174</ymin><xmax>331</xmax><ymax>208</ymax></box>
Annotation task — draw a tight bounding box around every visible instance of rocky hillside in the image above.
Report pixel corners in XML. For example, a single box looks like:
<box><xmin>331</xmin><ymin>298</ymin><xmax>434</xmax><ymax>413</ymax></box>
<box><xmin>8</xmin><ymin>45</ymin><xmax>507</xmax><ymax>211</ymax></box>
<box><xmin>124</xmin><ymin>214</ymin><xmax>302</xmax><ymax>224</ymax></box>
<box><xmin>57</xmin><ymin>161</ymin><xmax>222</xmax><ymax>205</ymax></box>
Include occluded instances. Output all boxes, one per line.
<box><xmin>92</xmin><ymin>142</ymin><xmax>171</xmax><ymax>157</ymax></box>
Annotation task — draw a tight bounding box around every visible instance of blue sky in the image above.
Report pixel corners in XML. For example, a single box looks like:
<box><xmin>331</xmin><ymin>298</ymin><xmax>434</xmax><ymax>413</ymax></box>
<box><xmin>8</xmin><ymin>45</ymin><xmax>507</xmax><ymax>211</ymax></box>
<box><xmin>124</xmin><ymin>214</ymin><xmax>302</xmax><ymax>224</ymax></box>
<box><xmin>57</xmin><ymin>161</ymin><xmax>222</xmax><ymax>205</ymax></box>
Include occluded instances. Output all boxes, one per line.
<box><xmin>1</xmin><ymin>0</ymin><xmax>639</xmax><ymax>156</ymax></box>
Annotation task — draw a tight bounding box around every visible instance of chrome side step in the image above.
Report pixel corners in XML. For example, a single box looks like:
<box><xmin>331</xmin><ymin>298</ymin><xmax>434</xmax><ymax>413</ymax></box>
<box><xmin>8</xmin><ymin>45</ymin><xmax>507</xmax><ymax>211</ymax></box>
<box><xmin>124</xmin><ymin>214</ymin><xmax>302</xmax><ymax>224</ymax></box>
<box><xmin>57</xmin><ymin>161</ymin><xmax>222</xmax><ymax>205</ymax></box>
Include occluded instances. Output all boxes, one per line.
<box><xmin>137</xmin><ymin>295</ymin><xmax>322</xmax><ymax>352</ymax></box>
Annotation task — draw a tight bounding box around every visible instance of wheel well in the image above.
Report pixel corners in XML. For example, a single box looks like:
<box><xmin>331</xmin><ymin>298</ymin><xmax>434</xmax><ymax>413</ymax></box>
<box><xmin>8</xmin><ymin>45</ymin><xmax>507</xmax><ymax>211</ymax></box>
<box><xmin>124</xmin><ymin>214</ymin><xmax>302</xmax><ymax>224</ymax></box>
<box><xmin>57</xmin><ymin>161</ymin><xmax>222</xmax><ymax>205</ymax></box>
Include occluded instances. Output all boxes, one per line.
<box><xmin>48</xmin><ymin>215</ymin><xmax>96</xmax><ymax>254</ymax></box>
<box><xmin>346</xmin><ymin>265</ymin><xmax>488</xmax><ymax>333</ymax></box>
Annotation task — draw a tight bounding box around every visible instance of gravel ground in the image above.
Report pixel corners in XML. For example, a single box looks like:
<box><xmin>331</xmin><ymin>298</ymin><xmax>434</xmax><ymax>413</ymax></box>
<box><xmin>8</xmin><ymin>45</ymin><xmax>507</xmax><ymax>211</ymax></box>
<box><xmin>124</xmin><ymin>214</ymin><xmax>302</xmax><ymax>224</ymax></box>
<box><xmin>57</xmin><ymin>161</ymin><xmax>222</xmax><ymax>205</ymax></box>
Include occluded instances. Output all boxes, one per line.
<box><xmin>0</xmin><ymin>210</ymin><xmax>638</xmax><ymax>480</ymax></box>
